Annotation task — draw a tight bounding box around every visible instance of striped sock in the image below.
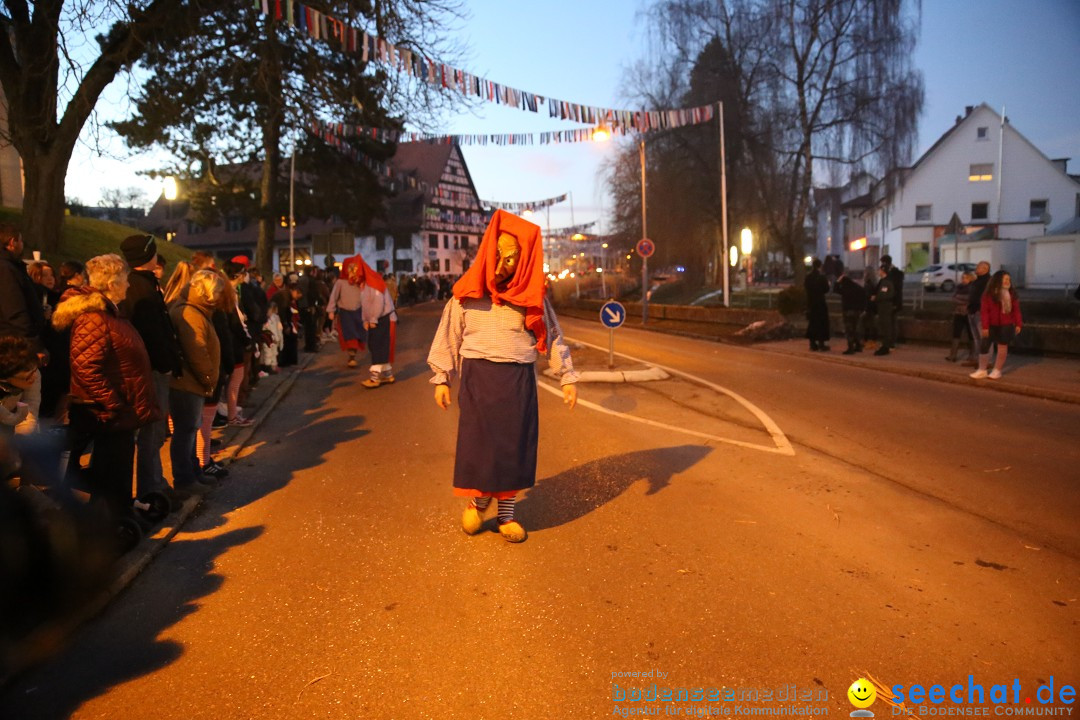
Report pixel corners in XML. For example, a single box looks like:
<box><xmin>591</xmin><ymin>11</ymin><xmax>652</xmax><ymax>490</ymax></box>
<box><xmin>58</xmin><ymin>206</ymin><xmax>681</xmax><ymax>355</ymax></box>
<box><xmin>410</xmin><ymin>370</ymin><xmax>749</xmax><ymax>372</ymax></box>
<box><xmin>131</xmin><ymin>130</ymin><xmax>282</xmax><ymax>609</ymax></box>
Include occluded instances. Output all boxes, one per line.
<box><xmin>472</xmin><ymin>497</ymin><xmax>491</xmax><ymax>511</ymax></box>
<box><xmin>497</xmin><ymin>497</ymin><xmax>516</xmax><ymax>524</ymax></box>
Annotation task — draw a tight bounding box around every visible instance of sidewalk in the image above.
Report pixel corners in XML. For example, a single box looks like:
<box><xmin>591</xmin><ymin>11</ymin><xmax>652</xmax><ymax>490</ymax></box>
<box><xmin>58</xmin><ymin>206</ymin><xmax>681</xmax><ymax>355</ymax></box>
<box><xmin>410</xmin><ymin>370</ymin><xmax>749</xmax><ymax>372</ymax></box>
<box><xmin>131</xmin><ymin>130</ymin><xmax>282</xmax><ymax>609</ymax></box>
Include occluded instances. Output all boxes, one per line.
<box><xmin>754</xmin><ymin>339</ymin><xmax>1080</xmax><ymax>406</ymax></box>
<box><xmin>557</xmin><ymin>306</ymin><xmax>1080</xmax><ymax>406</ymax></box>
<box><xmin>1</xmin><ymin>350</ymin><xmax>318</xmax><ymax>685</ymax></box>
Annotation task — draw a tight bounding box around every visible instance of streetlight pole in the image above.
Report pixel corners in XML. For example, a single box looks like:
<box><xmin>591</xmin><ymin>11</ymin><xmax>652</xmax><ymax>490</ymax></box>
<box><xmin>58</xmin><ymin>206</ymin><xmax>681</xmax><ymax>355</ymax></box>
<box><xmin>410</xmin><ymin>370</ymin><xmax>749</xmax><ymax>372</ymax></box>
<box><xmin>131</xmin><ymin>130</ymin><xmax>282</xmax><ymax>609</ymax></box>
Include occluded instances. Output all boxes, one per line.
<box><xmin>601</xmin><ymin>242</ymin><xmax>608</xmax><ymax>297</ymax></box>
<box><xmin>288</xmin><ymin>148</ymin><xmax>296</xmax><ymax>277</ymax></box>
<box><xmin>718</xmin><ymin>101</ymin><xmax>730</xmax><ymax>308</ymax></box>
<box><xmin>640</xmin><ymin>138</ymin><xmax>649</xmax><ymax>325</ymax></box>
<box><xmin>741</xmin><ymin>227</ymin><xmax>754</xmax><ymax>307</ymax></box>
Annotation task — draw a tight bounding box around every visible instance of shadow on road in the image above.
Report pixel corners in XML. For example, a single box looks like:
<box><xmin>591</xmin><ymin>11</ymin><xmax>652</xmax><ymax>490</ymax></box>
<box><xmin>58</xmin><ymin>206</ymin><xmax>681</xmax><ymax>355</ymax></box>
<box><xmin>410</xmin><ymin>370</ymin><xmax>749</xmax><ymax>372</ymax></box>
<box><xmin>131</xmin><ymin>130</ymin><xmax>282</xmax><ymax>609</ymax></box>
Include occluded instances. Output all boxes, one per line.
<box><xmin>520</xmin><ymin>444</ymin><xmax>712</xmax><ymax>531</ymax></box>
<box><xmin>0</xmin><ymin>363</ymin><xmax>371</xmax><ymax>718</ymax></box>
<box><xmin>0</xmin><ymin>525</ymin><xmax>261</xmax><ymax>720</ymax></box>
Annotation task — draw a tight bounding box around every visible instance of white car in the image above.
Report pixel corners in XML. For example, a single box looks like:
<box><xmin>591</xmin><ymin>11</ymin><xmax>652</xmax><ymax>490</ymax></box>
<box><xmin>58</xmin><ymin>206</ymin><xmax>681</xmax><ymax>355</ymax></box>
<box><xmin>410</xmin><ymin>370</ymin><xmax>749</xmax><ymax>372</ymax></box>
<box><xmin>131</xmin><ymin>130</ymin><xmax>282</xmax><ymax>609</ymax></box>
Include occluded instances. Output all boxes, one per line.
<box><xmin>921</xmin><ymin>263</ymin><xmax>976</xmax><ymax>292</ymax></box>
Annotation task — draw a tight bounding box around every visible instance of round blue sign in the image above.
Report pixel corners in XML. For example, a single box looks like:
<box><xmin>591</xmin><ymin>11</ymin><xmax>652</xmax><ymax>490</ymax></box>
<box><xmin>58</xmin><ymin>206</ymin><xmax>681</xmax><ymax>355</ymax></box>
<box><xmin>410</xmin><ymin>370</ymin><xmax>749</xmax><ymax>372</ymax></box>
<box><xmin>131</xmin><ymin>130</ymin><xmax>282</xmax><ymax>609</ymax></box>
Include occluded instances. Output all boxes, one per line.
<box><xmin>600</xmin><ymin>301</ymin><xmax>626</xmax><ymax>329</ymax></box>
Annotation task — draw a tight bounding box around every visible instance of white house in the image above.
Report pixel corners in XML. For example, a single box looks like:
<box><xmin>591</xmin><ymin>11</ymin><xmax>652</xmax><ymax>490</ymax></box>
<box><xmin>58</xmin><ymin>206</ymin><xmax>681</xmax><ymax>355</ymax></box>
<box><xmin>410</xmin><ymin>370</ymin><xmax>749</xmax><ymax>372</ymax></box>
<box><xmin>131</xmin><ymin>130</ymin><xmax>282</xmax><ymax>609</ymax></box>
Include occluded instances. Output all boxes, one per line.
<box><xmin>817</xmin><ymin>104</ymin><xmax>1080</xmax><ymax>281</ymax></box>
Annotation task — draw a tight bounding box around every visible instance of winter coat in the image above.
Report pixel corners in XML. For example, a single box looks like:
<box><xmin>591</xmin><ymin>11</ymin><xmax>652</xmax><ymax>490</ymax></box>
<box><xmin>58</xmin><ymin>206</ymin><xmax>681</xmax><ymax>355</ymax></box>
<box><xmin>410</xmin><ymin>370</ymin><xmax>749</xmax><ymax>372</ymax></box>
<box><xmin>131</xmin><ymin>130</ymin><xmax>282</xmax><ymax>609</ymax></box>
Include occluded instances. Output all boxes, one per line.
<box><xmin>169</xmin><ymin>300</ymin><xmax>221</xmax><ymax>398</ymax></box>
<box><xmin>967</xmin><ymin>272</ymin><xmax>991</xmax><ymax>314</ymax></box>
<box><xmin>120</xmin><ymin>269</ymin><xmax>183</xmax><ymax>376</ymax></box>
<box><xmin>52</xmin><ymin>287</ymin><xmax>160</xmax><ymax>430</ymax></box>
<box><xmin>886</xmin><ymin>266</ymin><xmax>905</xmax><ymax>310</ymax></box>
<box><xmin>874</xmin><ymin>276</ymin><xmax>896</xmax><ymax>313</ymax></box>
<box><xmin>835</xmin><ymin>276</ymin><xmax>867</xmax><ymax>313</ymax></box>
<box><xmin>212</xmin><ymin>309</ymin><xmax>237</xmax><ymax>372</ymax></box>
<box><xmin>981</xmin><ymin>290</ymin><xmax>1022</xmax><ymax>330</ymax></box>
<box><xmin>0</xmin><ymin>246</ymin><xmax>47</xmax><ymax>352</ymax></box>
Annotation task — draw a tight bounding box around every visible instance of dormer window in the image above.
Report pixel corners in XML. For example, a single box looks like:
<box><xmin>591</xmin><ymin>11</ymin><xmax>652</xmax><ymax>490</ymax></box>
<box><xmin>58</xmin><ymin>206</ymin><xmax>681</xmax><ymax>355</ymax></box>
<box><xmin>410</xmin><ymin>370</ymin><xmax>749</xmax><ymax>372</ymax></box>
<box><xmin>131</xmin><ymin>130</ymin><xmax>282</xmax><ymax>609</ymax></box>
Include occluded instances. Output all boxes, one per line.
<box><xmin>976</xmin><ymin>126</ymin><xmax>989</xmax><ymax>141</ymax></box>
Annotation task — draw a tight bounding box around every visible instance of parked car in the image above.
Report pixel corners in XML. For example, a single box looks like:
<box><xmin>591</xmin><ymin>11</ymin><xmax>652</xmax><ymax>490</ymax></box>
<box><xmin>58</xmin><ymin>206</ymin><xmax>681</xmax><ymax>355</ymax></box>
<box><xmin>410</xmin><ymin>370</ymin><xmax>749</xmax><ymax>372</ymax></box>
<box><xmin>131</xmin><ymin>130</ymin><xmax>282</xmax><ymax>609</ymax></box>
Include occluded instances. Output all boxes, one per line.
<box><xmin>921</xmin><ymin>263</ymin><xmax>976</xmax><ymax>292</ymax></box>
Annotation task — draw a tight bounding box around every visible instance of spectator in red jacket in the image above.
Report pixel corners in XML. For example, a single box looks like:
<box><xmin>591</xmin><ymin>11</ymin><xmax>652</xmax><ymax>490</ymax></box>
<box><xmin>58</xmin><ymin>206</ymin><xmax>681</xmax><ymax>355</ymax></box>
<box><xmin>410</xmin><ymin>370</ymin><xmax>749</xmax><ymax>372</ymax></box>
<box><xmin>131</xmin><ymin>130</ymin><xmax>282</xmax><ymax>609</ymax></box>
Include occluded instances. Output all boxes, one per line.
<box><xmin>52</xmin><ymin>254</ymin><xmax>160</xmax><ymax>528</ymax></box>
<box><xmin>970</xmin><ymin>270</ymin><xmax>1022</xmax><ymax>380</ymax></box>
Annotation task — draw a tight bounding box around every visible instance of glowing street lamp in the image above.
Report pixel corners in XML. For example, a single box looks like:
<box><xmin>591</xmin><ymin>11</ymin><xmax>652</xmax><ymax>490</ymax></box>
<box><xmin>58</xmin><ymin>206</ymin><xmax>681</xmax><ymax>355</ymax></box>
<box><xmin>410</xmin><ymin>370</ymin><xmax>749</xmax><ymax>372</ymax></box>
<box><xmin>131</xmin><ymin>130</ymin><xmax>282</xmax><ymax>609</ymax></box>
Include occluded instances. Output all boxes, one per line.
<box><xmin>729</xmin><ymin>244</ymin><xmax>738</xmax><ymax>267</ymax></box>
<box><xmin>740</xmin><ymin>227</ymin><xmax>754</xmax><ymax>287</ymax></box>
<box><xmin>163</xmin><ymin>176</ymin><xmax>178</xmax><ymax>220</ymax></box>
<box><xmin>592</xmin><ymin>123</ymin><xmax>611</xmax><ymax>142</ymax></box>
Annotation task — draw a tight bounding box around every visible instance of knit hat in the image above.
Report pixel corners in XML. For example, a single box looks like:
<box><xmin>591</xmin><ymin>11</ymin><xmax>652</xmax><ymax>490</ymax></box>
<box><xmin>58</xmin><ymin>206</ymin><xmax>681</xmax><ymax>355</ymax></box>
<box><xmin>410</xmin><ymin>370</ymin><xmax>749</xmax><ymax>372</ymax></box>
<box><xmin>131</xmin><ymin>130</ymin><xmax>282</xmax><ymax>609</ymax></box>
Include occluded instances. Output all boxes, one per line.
<box><xmin>230</xmin><ymin>255</ymin><xmax>250</xmax><ymax>267</ymax></box>
<box><xmin>120</xmin><ymin>234</ymin><xmax>157</xmax><ymax>267</ymax></box>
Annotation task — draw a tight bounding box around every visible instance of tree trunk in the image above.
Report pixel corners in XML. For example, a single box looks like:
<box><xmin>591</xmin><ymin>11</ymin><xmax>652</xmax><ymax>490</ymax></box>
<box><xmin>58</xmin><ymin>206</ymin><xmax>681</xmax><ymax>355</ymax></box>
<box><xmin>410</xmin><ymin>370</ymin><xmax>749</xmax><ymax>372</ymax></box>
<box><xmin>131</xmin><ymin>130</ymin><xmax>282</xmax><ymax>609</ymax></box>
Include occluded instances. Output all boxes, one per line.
<box><xmin>19</xmin><ymin>149</ymin><xmax>68</xmax><ymax>254</ymax></box>
<box><xmin>255</xmin><ymin>22</ymin><xmax>284</xmax><ymax>276</ymax></box>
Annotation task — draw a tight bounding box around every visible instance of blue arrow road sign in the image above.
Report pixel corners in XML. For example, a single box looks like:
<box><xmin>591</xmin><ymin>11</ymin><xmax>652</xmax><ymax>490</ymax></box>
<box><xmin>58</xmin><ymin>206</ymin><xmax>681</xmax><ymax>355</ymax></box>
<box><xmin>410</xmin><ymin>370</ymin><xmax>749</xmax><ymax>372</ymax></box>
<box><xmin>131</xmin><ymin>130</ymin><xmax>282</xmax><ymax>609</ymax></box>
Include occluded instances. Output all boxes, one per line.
<box><xmin>600</xmin><ymin>301</ymin><xmax>626</xmax><ymax>329</ymax></box>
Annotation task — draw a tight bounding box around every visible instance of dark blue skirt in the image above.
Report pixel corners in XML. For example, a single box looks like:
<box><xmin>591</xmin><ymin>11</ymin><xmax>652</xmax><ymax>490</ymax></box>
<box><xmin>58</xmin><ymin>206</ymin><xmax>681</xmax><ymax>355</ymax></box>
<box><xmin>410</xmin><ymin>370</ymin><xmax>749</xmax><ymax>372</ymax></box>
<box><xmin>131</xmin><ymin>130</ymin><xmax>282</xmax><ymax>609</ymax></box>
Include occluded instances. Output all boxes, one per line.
<box><xmin>453</xmin><ymin>358</ymin><xmax>538</xmax><ymax>496</ymax></box>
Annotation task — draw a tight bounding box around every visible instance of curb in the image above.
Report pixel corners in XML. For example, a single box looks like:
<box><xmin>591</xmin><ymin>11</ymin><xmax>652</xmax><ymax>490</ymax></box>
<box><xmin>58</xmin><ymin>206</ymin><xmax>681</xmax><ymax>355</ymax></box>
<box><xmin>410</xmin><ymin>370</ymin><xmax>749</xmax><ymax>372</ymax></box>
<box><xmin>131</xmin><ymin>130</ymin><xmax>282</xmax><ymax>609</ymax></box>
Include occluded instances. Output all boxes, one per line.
<box><xmin>0</xmin><ymin>351</ymin><xmax>318</xmax><ymax>687</ymax></box>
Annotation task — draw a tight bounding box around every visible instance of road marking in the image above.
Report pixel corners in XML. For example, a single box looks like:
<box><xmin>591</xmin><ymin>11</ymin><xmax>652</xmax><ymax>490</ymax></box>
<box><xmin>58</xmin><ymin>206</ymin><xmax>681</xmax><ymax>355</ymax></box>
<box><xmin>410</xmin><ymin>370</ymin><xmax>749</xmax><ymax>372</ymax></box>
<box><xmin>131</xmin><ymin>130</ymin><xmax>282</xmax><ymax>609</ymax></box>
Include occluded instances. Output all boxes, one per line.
<box><xmin>539</xmin><ymin>336</ymin><xmax>795</xmax><ymax>457</ymax></box>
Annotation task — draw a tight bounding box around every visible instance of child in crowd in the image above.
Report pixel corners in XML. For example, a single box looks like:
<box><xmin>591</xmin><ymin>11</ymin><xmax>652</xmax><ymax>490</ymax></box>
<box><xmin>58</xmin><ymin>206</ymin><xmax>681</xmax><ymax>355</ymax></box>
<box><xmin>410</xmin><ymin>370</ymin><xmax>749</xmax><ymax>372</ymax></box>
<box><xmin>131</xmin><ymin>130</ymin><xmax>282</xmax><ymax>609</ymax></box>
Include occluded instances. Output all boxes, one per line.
<box><xmin>971</xmin><ymin>270</ymin><xmax>1022</xmax><ymax>380</ymax></box>
<box><xmin>946</xmin><ymin>272</ymin><xmax>974</xmax><ymax>362</ymax></box>
<box><xmin>0</xmin><ymin>337</ymin><xmax>37</xmax><ymax>479</ymax></box>
<box><xmin>262</xmin><ymin>302</ymin><xmax>283</xmax><ymax>374</ymax></box>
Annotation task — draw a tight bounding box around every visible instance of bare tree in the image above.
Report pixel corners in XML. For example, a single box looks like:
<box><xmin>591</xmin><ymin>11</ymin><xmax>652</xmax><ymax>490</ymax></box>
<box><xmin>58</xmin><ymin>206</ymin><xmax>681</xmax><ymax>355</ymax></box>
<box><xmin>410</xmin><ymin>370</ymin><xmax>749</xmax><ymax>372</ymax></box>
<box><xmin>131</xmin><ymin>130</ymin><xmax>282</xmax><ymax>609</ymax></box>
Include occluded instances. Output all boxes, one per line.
<box><xmin>0</xmin><ymin>1</ymin><xmax>195</xmax><ymax>252</ymax></box>
<box><xmin>609</xmin><ymin>0</ymin><xmax>923</xmax><ymax>283</ymax></box>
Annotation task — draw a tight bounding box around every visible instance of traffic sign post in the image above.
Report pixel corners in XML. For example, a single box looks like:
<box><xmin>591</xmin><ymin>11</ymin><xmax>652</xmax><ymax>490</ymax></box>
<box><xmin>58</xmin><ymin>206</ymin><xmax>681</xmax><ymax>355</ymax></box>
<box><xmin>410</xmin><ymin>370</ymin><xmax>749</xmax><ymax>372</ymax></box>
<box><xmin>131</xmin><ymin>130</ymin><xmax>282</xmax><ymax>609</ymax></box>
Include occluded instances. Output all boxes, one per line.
<box><xmin>636</xmin><ymin>238</ymin><xmax>655</xmax><ymax>326</ymax></box>
<box><xmin>599</xmin><ymin>300</ymin><xmax>626</xmax><ymax>369</ymax></box>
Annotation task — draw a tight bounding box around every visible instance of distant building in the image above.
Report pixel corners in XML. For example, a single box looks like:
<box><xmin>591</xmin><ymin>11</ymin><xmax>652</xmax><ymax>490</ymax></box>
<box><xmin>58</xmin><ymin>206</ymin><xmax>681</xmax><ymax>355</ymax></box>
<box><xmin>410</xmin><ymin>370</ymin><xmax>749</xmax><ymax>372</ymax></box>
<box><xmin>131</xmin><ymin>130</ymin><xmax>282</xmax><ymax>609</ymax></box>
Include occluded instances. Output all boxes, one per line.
<box><xmin>143</xmin><ymin>142</ymin><xmax>486</xmax><ymax>276</ymax></box>
<box><xmin>815</xmin><ymin>104</ymin><xmax>1080</xmax><ymax>282</ymax></box>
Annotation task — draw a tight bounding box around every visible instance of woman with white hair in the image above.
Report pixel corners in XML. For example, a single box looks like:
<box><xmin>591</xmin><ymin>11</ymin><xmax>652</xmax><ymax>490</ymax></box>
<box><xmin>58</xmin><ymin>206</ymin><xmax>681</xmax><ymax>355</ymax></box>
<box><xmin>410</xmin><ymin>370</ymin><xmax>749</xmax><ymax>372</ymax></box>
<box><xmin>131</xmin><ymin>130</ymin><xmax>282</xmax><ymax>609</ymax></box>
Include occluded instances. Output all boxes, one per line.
<box><xmin>52</xmin><ymin>254</ymin><xmax>160</xmax><ymax>540</ymax></box>
<box><xmin>168</xmin><ymin>269</ymin><xmax>224</xmax><ymax>493</ymax></box>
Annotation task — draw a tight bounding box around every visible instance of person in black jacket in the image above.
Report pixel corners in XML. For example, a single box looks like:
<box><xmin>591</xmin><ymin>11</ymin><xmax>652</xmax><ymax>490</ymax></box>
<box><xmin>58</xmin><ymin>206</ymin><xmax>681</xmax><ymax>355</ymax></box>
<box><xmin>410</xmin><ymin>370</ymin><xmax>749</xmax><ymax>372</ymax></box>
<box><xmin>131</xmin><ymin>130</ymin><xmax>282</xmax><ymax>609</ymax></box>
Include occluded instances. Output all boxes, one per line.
<box><xmin>880</xmin><ymin>254</ymin><xmax>905</xmax><ymax>346</ymax></box>
<box><xmin>964</xmin><ymin>261</ymin><xmax>991</xmax><ymax>367</ymax></box>
<box><xmin>0</xmin><ymin>225</ymin><xmax>46</xmax><ymax>432</ymax></box>
<box><xmin>804</xmin><ymin>258</ymin><xmax>831</xmax><ymax>351</ymax></box>
<box><xmin>120</xmin><ymin>234</ymin><xmax>185</xmax><ymax>504</ymax></box>
<box><xmin>834</xmin><ymin>266</ymin><xmax>867</xmax><ymax>354</ymax></box>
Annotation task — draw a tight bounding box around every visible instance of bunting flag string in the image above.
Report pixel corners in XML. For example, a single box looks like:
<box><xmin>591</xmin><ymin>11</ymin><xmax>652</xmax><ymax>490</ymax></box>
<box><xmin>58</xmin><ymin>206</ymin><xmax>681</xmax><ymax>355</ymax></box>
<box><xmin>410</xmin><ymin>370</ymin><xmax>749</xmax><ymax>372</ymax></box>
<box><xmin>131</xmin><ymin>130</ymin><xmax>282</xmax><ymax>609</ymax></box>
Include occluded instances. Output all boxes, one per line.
<box><xmin>481</xmin><ymin>193</ymin><xmax>568</xmax><ymax>213</ymax></box>
<box><xmin>309</xmin><ymin>119</ymin><xmax>659</xmax><ymax>148</ymax></box>
<box><xmin>259</xmin><ymin>1</ymin><xmax>717</xmax><ymax>135</ymax></box>
<box><xmin>546</xmin><ymin>221</ymin><xmax>598</xmax><ymax>237</ymax></box>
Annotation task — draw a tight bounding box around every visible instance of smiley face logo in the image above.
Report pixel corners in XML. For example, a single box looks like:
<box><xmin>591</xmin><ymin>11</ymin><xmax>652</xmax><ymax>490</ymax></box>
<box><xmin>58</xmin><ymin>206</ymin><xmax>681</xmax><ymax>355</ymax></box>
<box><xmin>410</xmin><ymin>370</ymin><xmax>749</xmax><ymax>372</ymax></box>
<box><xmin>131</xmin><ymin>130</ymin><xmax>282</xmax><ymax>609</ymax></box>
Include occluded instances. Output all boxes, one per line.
<box><xmin>848</xmin><ymin>678</ymin><xmax>877</xmax><ymax>709</ymax></box>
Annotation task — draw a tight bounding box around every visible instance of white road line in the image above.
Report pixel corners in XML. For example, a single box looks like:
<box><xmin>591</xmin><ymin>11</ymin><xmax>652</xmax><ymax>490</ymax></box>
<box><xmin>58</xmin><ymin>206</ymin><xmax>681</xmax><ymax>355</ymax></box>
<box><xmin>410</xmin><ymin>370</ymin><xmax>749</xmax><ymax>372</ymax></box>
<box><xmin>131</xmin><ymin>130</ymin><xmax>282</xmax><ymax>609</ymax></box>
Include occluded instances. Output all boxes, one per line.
<box><xmin>540</xmin><ymin>336</ymin><xmax>795</xmax><ymax>457</ymax></box>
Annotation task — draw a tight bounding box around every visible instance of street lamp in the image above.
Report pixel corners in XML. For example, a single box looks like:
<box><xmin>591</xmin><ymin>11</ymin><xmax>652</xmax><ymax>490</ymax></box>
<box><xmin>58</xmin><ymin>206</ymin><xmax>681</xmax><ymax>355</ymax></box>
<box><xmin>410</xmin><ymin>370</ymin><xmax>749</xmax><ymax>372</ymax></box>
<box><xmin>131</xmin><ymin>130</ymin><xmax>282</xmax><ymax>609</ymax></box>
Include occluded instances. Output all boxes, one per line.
<box><xmin>163</xmin><ymin>176</ymin><xmax>177</xmax><ymax>221</ymax></box>
<box><xmin>592</xmin><ymin>123</ymin><xmax>611</xmax><ymax>142</ymax></box>
<box><xmin>741</xmin><ymin>227</ymin><xmax>753</xmax><ymax>287</ymax></box>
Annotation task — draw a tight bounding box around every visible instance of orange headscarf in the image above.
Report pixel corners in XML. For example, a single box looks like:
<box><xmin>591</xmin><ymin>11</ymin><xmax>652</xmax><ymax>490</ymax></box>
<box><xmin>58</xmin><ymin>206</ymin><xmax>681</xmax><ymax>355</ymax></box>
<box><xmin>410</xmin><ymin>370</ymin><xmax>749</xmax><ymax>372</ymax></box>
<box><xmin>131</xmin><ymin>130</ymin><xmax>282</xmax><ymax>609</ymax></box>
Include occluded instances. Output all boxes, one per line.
<box><xmin>453</xmin><ymin>210</ymin><xmax>548</xmax><ymax>352</ymax></box>
<box><xmin>341</xmin><ymin>253</ymin><xmax>386</xmax><ymax>292</ymax></box>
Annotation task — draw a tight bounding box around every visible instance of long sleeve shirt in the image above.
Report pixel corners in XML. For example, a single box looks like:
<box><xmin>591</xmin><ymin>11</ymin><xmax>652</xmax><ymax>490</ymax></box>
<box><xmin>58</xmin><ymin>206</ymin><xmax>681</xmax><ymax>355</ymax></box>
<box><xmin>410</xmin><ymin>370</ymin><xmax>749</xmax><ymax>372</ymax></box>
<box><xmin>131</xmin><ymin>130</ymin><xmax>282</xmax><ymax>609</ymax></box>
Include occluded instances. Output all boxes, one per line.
<box><xmin>427</xmin><ymin>295</ymin><xmax>579</xmax><ymax>387</ymax></box>
<box><xmin>328</xmin><ymin>281</ymin><xmax>396</xmax><ymax>324</ymax></box>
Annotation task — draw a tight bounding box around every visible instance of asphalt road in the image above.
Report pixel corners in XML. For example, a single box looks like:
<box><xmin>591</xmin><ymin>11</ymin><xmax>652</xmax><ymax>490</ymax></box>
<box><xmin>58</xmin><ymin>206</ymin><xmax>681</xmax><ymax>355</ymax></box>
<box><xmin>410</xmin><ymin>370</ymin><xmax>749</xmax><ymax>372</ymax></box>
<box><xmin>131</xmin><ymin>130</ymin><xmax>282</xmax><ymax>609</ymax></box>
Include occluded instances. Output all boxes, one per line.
<box><xmin>3</xmin><ymin>302</ymin><xmax>1077</xmax><ymax>719</ymax></box>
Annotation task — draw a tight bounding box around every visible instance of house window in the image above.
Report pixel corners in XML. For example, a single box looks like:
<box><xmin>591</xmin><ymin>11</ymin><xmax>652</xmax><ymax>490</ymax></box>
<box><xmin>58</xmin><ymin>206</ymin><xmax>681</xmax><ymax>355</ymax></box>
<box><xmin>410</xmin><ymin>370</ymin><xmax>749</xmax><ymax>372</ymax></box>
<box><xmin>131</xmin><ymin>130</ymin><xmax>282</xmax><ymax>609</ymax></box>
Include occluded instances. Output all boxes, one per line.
<box><xmin>375</xmin><ymin>235</ymin><xmax>386</xmax><ymax>251</ymax></box>
<box><xmin>971</xmin><ymin>202</ymin><xmax>989</xmax><ymax>221</ymax></box>
<box><xmin>443</xmin><ymin>235</ymin><xmax>449</xmax><ymax>249</ymax></box>
<box><xmin>461</xmin><ymin>236</ymin><xmax>470</xmax><ymax>249</ymax></box>
<box><xmin>915</xmin><ymin>205</ymin><xmax>931</xmax><ymax>223</ymax></box>
<box><xmin>428</xmin><ymin>233</ymin><xmax>438</xmax><ymax>249</ymax></box>
<box><xmin>444</xmin><ymin>258</ymin><xmax>450</xmax><ymax>272</ymax></box>
<box><xmin>969</xmin><ymin>163</ymin><xmax>993</xmax><ymax>182</ymax></box>
<box><xmin>225</xmin><ymin>215</ymin><xmax>245</xmax><ymax>232</ymax></box>
<box><xmin>1029</xmin><ymin>200</ymin><xmax>1048</xmax><ymax>220</ymax></box>
<box><xmin>463</xmin><ymin>259</ymin><xmax>470</xmax><ymax>272</ymax></box>
<box><xmin>977</xmin><ymin>126</ymin><xmax>989</xmax><ymax>140</ymax></box>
